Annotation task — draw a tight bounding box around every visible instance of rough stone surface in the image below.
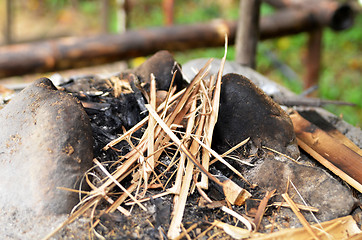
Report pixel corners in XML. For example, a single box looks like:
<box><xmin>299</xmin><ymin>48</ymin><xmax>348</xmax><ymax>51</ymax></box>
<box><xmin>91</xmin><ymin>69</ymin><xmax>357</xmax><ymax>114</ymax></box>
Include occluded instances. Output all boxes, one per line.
<box><xmin>212</xmin><ymin>73</ymin><xmax>299</xmax><ymax>159</ymax></box>
<box><xmin>246</xmin><ymin>154</ymin><xmax>356</xmax><ymax>223</ymax></box>
<box><xmin>0</xmin><ymin>78</ymin><xmax>93</xmax><ymax>215</ymax></box>
<box><xmin>182</xmin><ymin>58</ymin><xmax>295</xmax><ymax>98</ymax></box>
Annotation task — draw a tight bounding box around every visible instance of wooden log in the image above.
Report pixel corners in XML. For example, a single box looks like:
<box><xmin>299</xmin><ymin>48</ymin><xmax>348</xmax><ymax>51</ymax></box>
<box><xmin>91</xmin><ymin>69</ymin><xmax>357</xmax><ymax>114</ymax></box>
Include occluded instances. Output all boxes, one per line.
<box><xmin>304</xmin><ymin>29</ymin><xmax>323</xmax><ymax>90</ymax></box>
<box><xmin>264</xmin><ymin>0</ymin><xmax>354</xmax><ymax>31</ymax></box>
<box><xmin>235</xmin><ymin>0</ymin><xmax>261</xmax><ymax>68</ymax></box>
<box><xmin>0</xmin><ymin>4</ymin><xmax>354</xmax><ymax>78</ymax></box>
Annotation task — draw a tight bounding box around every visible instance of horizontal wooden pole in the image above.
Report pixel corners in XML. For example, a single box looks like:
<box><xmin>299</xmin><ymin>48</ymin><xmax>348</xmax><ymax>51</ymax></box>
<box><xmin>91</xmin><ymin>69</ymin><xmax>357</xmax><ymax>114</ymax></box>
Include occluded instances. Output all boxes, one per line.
<box><xmin>0</xmin><ymin>3</ymin><xmax>353</xmax><ymax>78</ymax></box>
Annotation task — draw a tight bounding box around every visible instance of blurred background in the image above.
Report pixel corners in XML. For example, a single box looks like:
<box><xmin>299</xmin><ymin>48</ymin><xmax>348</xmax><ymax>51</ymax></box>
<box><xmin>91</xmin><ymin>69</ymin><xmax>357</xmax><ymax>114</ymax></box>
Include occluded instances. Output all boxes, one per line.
<box><xmin>0</xmin><ymin>0</ymin><xmax>361</xmax><ymax>126</ymax></box>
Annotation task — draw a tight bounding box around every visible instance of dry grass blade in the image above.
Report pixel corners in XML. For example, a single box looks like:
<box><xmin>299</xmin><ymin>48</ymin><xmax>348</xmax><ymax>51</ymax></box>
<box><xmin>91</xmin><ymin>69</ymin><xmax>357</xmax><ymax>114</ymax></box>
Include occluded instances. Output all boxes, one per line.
<box><xmin>93</xmin><ymin>159</ymin><xmax>147</xmax><ymax>211</ymax></box>
<box><xmin>167</xmin><ymin>100</ymin><xmax>198</xmax><ymax>239</ymax></box>
<box><xmin>253</xmin><ymin>189</ymin><xmax>276</xmax><ymax>231</ymax></box>
<box><xmin>213</xmin><ymin>220</ymin><xmax>252</xmax><ymax>239</ymax></box>
<box><xmin>42</xmin><ymin>195</ymin><xmax>101</xmax><ymax>240</ymax></box>
<box><xmin>167</xmin><ymin>142</ymin><xmax>195</xmax><ymax>239</ymax></box>
<box><xmin>192</xmin><ymin>136</ymin><xmax>250</xmax><ymax>185</ymax></box>
<box><xmin>271</xmin><ymin>202</ymin><xmax>319</xmax><ymax>212</ymax></box>
<box><xmin>262</xmin><ymin>146</ymin><xmax>301</xmax><ymax>164</ymax></box>
<box><xmin>107</xmin><ymin>183</ymin><xmax>138</xmax><ymax>213</ymax></box>
<box><xmin>145</xmin><ymin>104</ymin><xmax>223</xmax><ymax>187</ymax></box>
<box><xmin>220</xmin><ymin>206</ymin><xmax>252</xmax><ymax>231</ymax></box>
<box><xmin>220</xmin><ymin>137</ymin><xmax>250</xmax><ymax>158</ymax></box>
<box><xmin>143</xmin><ymin>74</ymin><xmax>157</xmax><ymax>190</ymax></box>
<box><xmin>282</xmin><ymin>193</ymin><xmax>321</xmax><ymax>240</ymax></box>
<box><xmin>103</xmin><ymin>88</ymin><xmax>185</xmax><ymax>151</ymax></box>
<box><xmin>199</xmin><ymin>34</ymin><xmax>228</xmax><ymax>189</ymax></box>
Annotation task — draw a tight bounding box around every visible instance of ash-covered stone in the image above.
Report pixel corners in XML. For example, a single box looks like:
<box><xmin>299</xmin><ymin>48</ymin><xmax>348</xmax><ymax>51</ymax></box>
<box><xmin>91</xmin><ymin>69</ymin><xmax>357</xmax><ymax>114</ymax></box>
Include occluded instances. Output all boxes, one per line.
<box><xmin>0</xmin><ymin>77</ymin><xmax>93</xmax><ymax>216</ymax></box>
<box><xmin>246</xmin><ymin>154</ymin><xmax>356</xmax><ymax>224</ymax></box>
<box><xmin>212</xmin><ymin>73</ymin><xmax>299</xmax><ymax>159</ymax></box>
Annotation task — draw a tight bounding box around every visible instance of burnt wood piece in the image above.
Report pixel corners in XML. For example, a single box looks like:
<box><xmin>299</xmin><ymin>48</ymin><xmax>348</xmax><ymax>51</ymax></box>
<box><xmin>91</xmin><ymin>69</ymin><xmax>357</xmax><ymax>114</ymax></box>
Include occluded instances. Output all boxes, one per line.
<box><xmin>212</xmin><ymin>73</ymin><xmax>299</xmax><ymax>159</ymax></box>
<box><xmin>298</xmin><ymin>110</ymin><xmax>361</xmax><ymax>156</ymax></box>
<box><xmin>291</xmin><ymin>111</ymin><xmax>362</xmax><ymax>185</ymax></box>
<box><xmin>0</xmin><ymin>3</ymin><xmax>354</xmax><ymax>78</ymax></box>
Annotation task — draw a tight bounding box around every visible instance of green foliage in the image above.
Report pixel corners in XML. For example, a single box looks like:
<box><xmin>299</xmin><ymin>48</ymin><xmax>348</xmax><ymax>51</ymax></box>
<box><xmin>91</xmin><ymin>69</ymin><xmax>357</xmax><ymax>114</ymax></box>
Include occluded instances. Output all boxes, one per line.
<box><xmin>78</xmin><ymin>1</ymin><xmax>98</xmax><ymax>15</ymax></box>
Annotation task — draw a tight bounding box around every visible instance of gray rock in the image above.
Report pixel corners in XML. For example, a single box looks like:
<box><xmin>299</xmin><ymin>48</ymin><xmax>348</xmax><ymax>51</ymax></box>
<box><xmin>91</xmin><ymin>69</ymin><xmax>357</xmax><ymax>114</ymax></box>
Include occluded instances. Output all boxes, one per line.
<box><xmin>182</xmin><ymin>58</ymin><xmax>295</xmax><ymax>98</ymax></box>
<box><xmin>0</xmin><ymin>78</ymin><xmax>93</xmax><ymax>215</ymax></box>
<box><xmin>247</xmin><ymin>155</ymin><xmax>356</xmax><ymax>223</ymax></box>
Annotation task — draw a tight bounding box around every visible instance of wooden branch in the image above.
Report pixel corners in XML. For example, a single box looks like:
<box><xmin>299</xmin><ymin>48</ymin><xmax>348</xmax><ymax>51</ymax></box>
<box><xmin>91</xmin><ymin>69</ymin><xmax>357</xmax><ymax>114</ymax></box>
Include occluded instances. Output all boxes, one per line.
<box><xmin>235</xmin><ymin>0</ymin><xmax>261</xmax><ymax>68</ymax></box>
<box><xmin>0</xmin><ymin>3</ymin><xmax>354</xmax><ymax>78</ymax></box>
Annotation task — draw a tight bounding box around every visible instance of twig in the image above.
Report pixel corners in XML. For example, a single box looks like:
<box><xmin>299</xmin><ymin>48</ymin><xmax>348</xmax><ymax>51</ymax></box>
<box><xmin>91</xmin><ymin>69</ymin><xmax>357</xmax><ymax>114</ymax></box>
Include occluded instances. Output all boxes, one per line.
<box><xmin>173</xmin><ymin>223</ymin><xmax>198</xmax><ymax>240</ymax></box>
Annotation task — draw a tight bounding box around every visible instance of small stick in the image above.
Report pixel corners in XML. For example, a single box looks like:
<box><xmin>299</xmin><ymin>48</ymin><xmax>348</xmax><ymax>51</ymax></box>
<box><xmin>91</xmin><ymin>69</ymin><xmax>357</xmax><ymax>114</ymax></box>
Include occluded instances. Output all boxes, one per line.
<box><xmin>173</xmin><ymin>223</ymin><xmax>198</xmax><ymax>240</ymax></box>
<box><xmin>180</xmin><ymin>223</ymin><xmax>193</xmax><ymax>240</ymax></box>
<box><xmin>144</xmin><ymin>74</ymin><xmax>157</xmax><ymax>189</ymax></box>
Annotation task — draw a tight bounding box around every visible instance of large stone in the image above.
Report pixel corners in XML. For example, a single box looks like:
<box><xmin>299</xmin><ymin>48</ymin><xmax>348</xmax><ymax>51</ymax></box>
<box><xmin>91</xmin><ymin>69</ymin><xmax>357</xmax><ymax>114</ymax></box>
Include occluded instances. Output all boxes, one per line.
<box><xmin>212</xmin><ymin>73</ymin><xmax>299</xmax><ymax>159</ymax></box>
<box><xmin>0</xmin><ymin>78</ymin><xmax>93</xmax><ymax>215</ymax></box>
<box><xmin>247</xmin><ymin>155</ymin><xmax>356</xmax><ymax>223</ymax></box>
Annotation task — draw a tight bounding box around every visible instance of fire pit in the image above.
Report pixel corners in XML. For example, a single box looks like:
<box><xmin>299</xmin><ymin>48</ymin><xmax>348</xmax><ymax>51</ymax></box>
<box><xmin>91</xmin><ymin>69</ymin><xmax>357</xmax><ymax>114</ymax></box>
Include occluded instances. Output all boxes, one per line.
<box><xmin>0</xmin><ymin>50</ymin><xmax>361</xmax><ymax>240</ymax></box>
